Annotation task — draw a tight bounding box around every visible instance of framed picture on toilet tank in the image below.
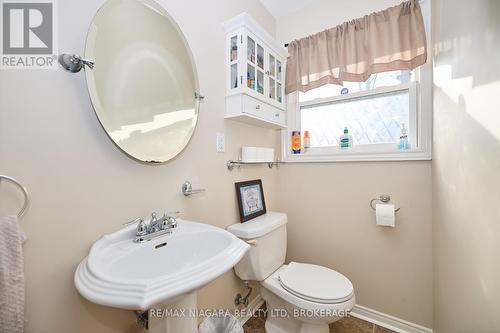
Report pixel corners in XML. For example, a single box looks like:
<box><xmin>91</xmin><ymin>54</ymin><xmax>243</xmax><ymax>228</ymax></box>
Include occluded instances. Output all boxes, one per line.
<box><xmin>235</xmin><ymin>179</ymin><xmax>267</xmax><ymax>222</ymax></box>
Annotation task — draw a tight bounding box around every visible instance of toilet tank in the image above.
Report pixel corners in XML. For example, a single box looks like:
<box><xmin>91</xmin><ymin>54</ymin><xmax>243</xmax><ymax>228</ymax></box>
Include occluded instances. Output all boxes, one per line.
<box><xmin>227</xmin><ymin>212</ymin><xmax>287</xmax><ymax>281</ymax></box>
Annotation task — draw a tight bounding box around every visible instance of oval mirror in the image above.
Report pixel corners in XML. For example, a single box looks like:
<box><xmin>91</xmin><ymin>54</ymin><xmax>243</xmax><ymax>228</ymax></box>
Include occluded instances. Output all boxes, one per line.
<box><xmin>85</xmin><ymin>0</ymin><xmax>199</xmax><ymax>163</ymax></box>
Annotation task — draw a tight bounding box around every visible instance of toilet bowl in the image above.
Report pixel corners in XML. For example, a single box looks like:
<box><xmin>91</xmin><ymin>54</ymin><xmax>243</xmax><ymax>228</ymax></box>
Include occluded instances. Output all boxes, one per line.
<box><xmin>227</xmin><ymin>212</ymin><xmax>355</xmax><ymax>333</ymax></box>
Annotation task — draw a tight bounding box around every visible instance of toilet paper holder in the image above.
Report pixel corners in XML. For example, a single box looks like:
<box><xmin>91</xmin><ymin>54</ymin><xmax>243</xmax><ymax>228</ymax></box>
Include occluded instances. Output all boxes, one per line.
<box><xmin>370</xmin><ymin>195</ymin><xmax>401</xmax><ymax>212</ymax></box>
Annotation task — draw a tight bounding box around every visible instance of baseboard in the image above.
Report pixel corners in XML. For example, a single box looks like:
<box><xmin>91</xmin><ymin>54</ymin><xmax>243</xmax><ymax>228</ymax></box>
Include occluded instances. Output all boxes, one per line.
<box><xmin>235</xmin><ymin>296</ymin><xmax>432</xmax><ymax>333</ymax></box>
<box><xmin>236</xmin><ymin>294</ymin><xmax>265</xmax><ymax>325</ymax></box>
<box><xmin>351</xmin><ymin>304</ymin><xmax>433</xmax><ymax>333</ymax></box>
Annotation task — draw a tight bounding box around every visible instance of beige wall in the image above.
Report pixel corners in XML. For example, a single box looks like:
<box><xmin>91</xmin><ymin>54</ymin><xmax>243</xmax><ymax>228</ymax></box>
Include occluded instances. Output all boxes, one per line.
<box><xmin>276</xmin><ymin>162</ymin><xmax>433</xmax><ymax>326</ymax></box>
<box><xmin>432</xmin><ymin>0</ymin><xmax>500</xmax><ymax>331</ymax></box>
<box><xmin>274</xmin><ymin>0</ymin><xmax>433</xmax><ymax>327</ymax></box>
<box><xmin>0</xmin><ymin>1</ymin><xmax>278</xmax><ymax>332</ymax></box>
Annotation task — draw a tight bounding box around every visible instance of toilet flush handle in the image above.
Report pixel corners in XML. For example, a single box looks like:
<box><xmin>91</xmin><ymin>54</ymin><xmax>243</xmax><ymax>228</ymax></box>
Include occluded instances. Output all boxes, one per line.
<box><xmin>246</xmin><ymin>239</ymin><xmax>258</xmax><ymax>245</ymax></box>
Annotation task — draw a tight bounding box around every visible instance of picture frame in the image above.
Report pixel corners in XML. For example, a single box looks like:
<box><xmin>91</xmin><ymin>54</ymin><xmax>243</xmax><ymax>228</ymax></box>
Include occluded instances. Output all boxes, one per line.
<box><xmin>235</xmin><ymin>179</ymin><xmax>267</xmax><ymax>222</ymax></box>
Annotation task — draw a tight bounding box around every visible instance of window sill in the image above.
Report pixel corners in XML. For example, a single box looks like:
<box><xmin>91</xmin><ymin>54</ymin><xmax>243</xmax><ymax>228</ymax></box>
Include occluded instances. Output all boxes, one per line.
<box><xmin>282</xmin><ymin>148</ymin><xmax>432</xmax><ymax>163</ymax></box>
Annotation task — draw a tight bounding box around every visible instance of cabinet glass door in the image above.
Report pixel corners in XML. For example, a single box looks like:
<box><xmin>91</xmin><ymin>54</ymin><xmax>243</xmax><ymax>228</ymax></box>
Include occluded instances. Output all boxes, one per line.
<box><xmin>276</xmin><ymin>82</ymin><xmax>282</xmax><ymax>102</ymax></box>
<box><xmin>231</xmin><ymin>64</ymin><xmax>238</xmax><ymax>89</ymax></box>
<box><xmin>247</xmin><ymin>37</ymin><xmax>255</xmax><ymax>63</ymax></box>
<box><xmin>254</xmin><ymin>43</ymin><xmax>264</xmax><ymax>95</ymax></box>
<box><xmin>229</xmin><ymin>35</ymin><xmax>238</xmax><ymax>89</ymax></box>
<box><xmin>277</xmin><ymin>60</ymin><xmax>282</xmax><ymax>81</ymax></box>
<box><xmin>257</xmin><ymin>44</ymin><xmax>264</xmax><ymax>70</ymax></box>
<box><xmin>269</xmin><ymin>54</ymin><xmax>275</xmax><ymax>77</ymax></box>
<box><xmin>269</xmin><ymin>78</ymin><xmax>276</xmax><ymax>100</ymax></box>
<box><xmin>247</xmin><ymin>64</ymin><xmax>255</xmax><ymax>90</ymax></box>
<box><xmin>268</xmin><ymin>53</ymin><xmax>276</xmax><ymax>100</ymax></box>
<box><xmin>230</xmin><ymin>36</ymin><xmax>238</xmax><ymax>62</ymax></box>
<box><xmin>247</xmin><ymin>36</ymin><xmax>256</xmax><ymax>91</ymax></box>
<box><xmin>257</xmin><ymin>69</ymin><xmax>264</xmax><ymax>95</ymax></box>
<box><xmin>276</xmin><ymin>59</ymin><xmax>283</xmax><ymax>103</ymax></box>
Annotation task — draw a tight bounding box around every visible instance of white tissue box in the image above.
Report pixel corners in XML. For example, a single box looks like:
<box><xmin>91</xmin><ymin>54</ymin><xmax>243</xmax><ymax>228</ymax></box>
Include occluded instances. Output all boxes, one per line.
<box><xmin>241</xmin><ymin>147</ymin><xmax>274</xmax><ymax>162</ymax></box>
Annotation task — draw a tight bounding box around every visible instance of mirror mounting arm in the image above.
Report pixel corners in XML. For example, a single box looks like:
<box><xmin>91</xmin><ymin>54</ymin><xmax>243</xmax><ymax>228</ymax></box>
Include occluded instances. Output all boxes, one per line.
<box><xmin>59</xmin><ymin>53</ymin><xmax>95</xmax><ymax>73</ymax></box>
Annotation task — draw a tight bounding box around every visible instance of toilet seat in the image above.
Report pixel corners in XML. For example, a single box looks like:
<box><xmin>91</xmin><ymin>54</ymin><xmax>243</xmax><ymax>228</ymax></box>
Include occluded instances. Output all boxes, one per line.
<box><xmin>278</xmin><ymin>262</ymin><xmax>354</xmax><ymax>304</ymax></box>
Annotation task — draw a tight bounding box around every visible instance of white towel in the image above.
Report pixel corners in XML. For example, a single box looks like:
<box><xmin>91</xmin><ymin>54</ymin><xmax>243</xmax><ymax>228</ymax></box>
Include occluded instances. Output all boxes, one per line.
<box><xmin>0</xmin><ymin>215</ymin><xmax>27</xmax><ymax>333</ymax></box>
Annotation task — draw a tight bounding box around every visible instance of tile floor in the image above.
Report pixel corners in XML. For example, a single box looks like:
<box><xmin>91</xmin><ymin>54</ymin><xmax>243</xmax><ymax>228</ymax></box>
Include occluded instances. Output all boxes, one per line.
<box><xmin>242</xmin><ymin>305</ymin><xmax>397</xmax><ymax>333</ymax></box>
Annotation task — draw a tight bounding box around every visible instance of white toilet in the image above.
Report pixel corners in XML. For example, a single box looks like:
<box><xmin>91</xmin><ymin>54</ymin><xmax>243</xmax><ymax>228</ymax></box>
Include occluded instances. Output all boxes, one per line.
<box><xmin>227</xmin><ymin>212</ymin><xmax>355</xmax><ymax>333</ymax></box>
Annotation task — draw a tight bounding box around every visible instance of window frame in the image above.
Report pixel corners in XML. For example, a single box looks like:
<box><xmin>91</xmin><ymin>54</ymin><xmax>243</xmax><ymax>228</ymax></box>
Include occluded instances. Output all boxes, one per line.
<box><xmin>280</xmin><ymin>0</ymin><xmax>432</xmax><ymax>163</ymax></box>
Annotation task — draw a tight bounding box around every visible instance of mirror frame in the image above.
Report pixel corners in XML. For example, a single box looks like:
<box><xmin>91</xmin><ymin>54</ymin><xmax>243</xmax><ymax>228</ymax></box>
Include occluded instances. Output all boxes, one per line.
<box><xmin>84</xmin><ymin>0</ymin><xmax>201</xmax><ymax>164</ymax></box>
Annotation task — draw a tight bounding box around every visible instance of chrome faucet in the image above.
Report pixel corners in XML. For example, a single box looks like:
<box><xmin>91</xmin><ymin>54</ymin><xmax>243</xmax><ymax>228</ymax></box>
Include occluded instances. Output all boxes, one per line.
<box><xmin>125</xmin><ymin>212</ymin><xmax>178</xmax><ymax>243</ymax></box>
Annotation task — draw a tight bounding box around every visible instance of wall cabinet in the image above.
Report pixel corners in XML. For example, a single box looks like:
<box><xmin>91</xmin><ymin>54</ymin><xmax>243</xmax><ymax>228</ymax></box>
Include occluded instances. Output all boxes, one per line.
<box><xmin>223</xmin><ymin>13</ymin><xmax>287</xmax><ymax>129</ymax></box>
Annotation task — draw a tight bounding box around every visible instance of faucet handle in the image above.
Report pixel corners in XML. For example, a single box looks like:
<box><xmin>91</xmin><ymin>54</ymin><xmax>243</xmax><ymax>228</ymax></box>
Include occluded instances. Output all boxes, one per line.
<box><xmin>161</xmin><ymin>211</ymin><xmax>180</xmax><ymax>229</ymax></box>
<box><xmin>123</xmin><ymin>217</ymin><xmax>143</xmax><ymax>226</ymax></box>
<box><xmin>158</xmin><ymin>218</ymin><xmax>171</xmax><ymax>230</ymax></box>
<box><xmin>159</xmin><ymin>217</ymin><xmax>178</xmax><ymax>230</ymax></box>
<box><xmin>136</xmin><ymin>220</ymin><xmax>148</xmax><ymax>236</ymax></box>
<box><xmin>150</xmin><ymin>212</ymin><xmax>158</xmax><ymax>223</ymax></box>
<box><xmin>168</xmin><ymin>218</ymin><xmax>178</xmax><ymax>228</ymax></box>
<box><xmin>165</xmin><ymin>211</ymin><xmax>180</xmax><ymax>222</ymax></box>
<box><xmin>123</xmin><ymin>217</ymin><xmax>148</xmax><ymax>237</ymax></box>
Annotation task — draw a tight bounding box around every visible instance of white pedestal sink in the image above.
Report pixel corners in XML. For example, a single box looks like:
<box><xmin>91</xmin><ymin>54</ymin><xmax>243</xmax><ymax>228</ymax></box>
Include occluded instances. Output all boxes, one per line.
<box><xmin>75</xmin><ymin>219</ymin><xmax>250</xmax><ymax>333</ymax></box>
<box><xmin>148</xmin><ymin>292</ymin><xmax>198</xmax><ymax>333</ymax></box>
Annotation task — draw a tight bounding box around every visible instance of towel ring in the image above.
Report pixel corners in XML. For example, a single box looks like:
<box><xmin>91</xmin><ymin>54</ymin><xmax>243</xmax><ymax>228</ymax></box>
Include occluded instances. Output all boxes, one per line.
<box><xmin>370</xmin><ymin>194</ymin><xmax>400</xmax><ymax>212</ymax></box>
<box><xmin>0</xmin><ymin>175</ymin><xmax>30</xmax><ymax>218</ymax></box>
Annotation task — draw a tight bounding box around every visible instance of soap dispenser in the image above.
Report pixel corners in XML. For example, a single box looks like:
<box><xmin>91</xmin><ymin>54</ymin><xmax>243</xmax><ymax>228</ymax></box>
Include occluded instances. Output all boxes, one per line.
<box><xmin>340</xmin><ymin>127</ymin><xmax>353</xmax><ymax>149</ymax></box>
<box><xmin>398</xmin><ymin>124</ymin><xmax>410</xmax><ymax>150</ymax></box>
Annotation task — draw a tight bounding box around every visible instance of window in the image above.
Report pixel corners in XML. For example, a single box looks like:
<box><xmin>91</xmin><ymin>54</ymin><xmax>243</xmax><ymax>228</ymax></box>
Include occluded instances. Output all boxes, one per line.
<box><xmin>298</xmin><ymin>70</ymin><xmax>414</xmax><ymax>102</ymax></box>
<box><xmin>282</xmin><ymin>0</ymin><xmax>432</xmax><ymax>162</ymax></box>
<box><xmin>283</xmin><ymin>69</ymin><xmax>432</xmax><ymax>162</ymax></box>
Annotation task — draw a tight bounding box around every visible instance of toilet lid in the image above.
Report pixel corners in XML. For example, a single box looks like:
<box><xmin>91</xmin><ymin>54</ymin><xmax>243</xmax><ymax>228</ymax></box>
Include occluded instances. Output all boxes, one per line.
<box><xmin>279</xmin><ymin>262</ymin><xmax>354</xmax><ymax>304</ymax></box>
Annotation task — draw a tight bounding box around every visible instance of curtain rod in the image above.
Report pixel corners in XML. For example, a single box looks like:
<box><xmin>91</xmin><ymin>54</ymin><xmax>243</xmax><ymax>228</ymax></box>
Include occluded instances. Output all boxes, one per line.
<box><xmin>283</xmin><ymin>0</ymin><xmax>426</xmax><ymax>47</ymax></box>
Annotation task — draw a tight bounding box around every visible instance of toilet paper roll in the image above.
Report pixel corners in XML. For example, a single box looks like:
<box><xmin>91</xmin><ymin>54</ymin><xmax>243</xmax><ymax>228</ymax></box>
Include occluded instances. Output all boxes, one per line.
<box><xmin>375</xmin><ymin>204</ymin><xmax>395</xmax><ymax>227</ymax></box>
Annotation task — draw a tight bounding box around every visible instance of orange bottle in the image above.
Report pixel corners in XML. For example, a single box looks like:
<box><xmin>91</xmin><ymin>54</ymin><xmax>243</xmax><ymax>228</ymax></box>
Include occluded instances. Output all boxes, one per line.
<box><xmin>303</xmin><ymin>131</ymin><xmax>311</xmax><ymax>150</ymax></box>
<box><xmin>292</xmin><ymin>131</ymin><xmax>301</xmax><ymax>154</ymax></box>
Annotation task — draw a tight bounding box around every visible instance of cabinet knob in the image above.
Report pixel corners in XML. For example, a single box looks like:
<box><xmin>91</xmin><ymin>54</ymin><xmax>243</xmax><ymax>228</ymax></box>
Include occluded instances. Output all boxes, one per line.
<box><xmin>275</xmin><ymin>113</ymin><xmax>279</xmax><ymax>117</ymax></box>
<box><xmin>256</xmin><ymin>105</ymin><xmax>261</xmax><ymax>110</ymax></box>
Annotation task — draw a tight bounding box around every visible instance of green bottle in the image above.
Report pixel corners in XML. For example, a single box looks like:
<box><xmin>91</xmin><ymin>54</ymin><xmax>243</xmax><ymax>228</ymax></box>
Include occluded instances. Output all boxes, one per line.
<box><xmin>340</xmin><ymin>127</ymin><xmax>352</xmax><ymax>149</ymax></box>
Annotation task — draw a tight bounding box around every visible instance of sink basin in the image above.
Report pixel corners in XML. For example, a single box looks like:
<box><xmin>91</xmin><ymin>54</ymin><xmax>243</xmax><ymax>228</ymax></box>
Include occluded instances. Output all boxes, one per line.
<box><xmin>75</xmin><ymin>219</ymin><xmax>250</xmax><ymax>311</ymax></box>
